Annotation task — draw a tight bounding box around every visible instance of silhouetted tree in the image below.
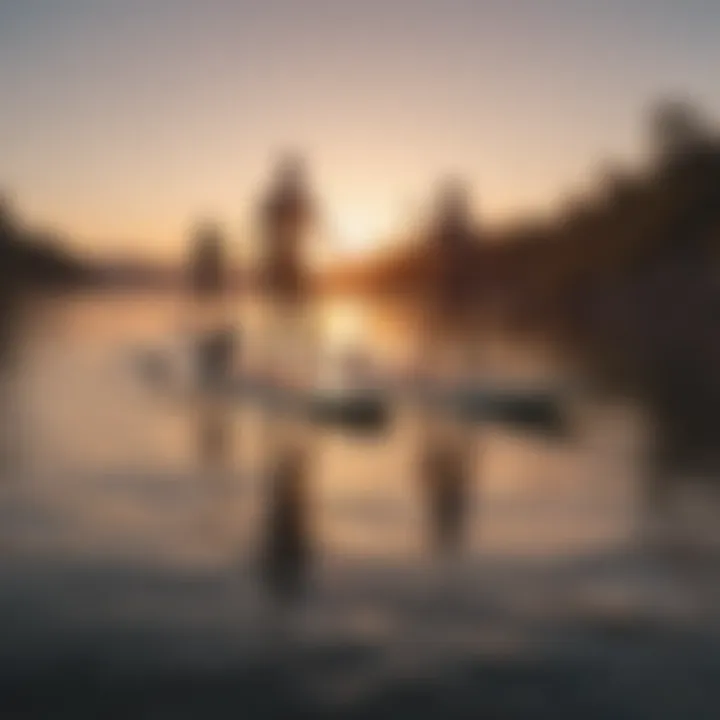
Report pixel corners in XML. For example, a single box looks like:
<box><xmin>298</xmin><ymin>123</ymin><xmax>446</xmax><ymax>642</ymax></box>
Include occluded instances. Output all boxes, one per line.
<box><xmin>650</xmin><ymin>98</ymin><xmax>712</xmax><ymax>163</ymax></box>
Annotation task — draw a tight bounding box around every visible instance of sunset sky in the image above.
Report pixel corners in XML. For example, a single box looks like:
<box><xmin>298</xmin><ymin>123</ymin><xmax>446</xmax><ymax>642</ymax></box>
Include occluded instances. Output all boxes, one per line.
<box><xmin>2</xmin><ymin>0</ymin><xmax>719</xmax><ymax>260</ymax></box>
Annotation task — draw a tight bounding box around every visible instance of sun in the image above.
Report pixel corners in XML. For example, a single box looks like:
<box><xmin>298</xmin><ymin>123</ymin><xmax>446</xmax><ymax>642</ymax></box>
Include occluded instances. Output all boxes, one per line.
<box><xmin>334</xmin><ymin>209</ymin><xmax>388</xmax><ymax>257</ymax></box>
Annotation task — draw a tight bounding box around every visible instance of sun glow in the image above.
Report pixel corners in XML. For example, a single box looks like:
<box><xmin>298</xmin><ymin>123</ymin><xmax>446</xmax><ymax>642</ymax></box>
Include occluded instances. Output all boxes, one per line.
<box><xmin>332</xmin><ymin>207</ymin><xmax>392</xmax><ymax>258</ymax></box>
<box><xmin>322</xmin><ymin>300</ymin><xmax>365</xmax><ymax>348</ymax></box>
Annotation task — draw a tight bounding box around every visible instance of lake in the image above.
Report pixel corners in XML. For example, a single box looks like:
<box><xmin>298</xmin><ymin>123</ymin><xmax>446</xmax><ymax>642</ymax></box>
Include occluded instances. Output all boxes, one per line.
<box><xmin>0</xmin><ymin>291</ymin><xmax>718</xmax><ymax>718</ymax></box>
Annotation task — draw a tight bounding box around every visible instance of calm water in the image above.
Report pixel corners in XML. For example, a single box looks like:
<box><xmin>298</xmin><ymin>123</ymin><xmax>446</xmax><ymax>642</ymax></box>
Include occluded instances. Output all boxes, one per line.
<box><xmin>2</xmin><ymin>292</ymin><xmax>643</xmax><ymax>561</ymax></box>
<box><xmin>1</xmin><ymin>292</ymin><xmax>718</xmax><ymax>717</ymax></box>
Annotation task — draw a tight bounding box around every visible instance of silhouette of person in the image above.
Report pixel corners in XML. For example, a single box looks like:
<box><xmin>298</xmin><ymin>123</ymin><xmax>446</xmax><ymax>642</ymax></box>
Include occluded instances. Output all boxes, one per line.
<box><xmin>188</xmin><ymin>221</ymin><xmax>226</xmax><ymax>299</ymax></box>
<box><xmin>185</xmin><ymin>221</ymin><xmax>236</xmax><ymax>395</ymax></box>
<box><xmin>259</xmin><ymin>445</ymin><xmax>313</xmax><ymax>603</ymax></box>
<box><xmin>256</xmin><ymin>155</ymin><xmax>321</xmax><ymax>422</ymax></box>
<box><xmin>426</xmin><ymin>178</ymin><xmax>478</xmax><ymax>321</ymax></box>
<box><xmin>259</xmin><ymin>154</ymin><xmax>316</xmax><ymax>304</ymax></box>
<box><xmin>416</xmin><ymin>179</ymin><xmax>483</xmax><ymax>379</ymax></box>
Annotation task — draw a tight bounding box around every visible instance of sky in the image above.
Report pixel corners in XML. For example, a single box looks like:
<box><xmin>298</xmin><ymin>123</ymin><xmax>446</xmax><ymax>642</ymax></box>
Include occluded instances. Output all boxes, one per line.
<box><xmin>1</xmin><ymin>0</ymin><xmax>720</xmax><ymax>260</ymax></box>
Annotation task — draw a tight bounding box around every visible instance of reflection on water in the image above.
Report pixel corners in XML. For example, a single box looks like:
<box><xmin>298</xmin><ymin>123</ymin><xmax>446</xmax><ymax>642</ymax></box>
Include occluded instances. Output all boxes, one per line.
<box><xmin>419</xmin><ymin>433</ymin><xmax>476</xmax><ymax>555</ymax></box>
<box><xmin>1</xmin><ymin>292</ymin><xmax>720</xmax><ymax>716</ymax></box>
<box><xmin>195</xmin><ymin>399</ymin><xmax>232</xmax><ymax>471</ymax></box>
<box><xmin>260</xmin><ymin>444</ymin><xmax>313</xmax><ymax>604</ymax></box>
<box><xmin>0</xmin><ymin>292</ymin><xmax>686</xmax><ymax>560</ymax></box>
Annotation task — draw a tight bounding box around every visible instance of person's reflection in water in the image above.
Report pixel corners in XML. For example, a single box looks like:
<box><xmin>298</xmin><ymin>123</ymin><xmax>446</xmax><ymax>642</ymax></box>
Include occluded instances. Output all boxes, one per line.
<box><xmin>193</xmin><ymin>324</ymin><xmax>236</xmax><ymax>470</ymax></box>
<box><xmin>0</xmin><ymin>277</ymin><xmax>26</xmax><ymax>475</ymax></box>
<box><xmin>420</xmin><ymin>436</ymin><xmax>474</xmax><ymax>555</ymax></box>
<box><xmin>259</xmin><ymin>444</ymin><xmax>313</xmax><ymax>604</ymax></box>
<box><xmin>196</xmin><ymin>400</ymin><xmax>231</xmax><ymax>471</ymax></box>
<box><xmin>195</xmin><ymin>399</ymin><xmax>239</xmax><ymax>552</ymax></box>
<box><xmin>196</xmin><ymin>326</ymin><xmax>237</xmax><ymax>393</ymax></box>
